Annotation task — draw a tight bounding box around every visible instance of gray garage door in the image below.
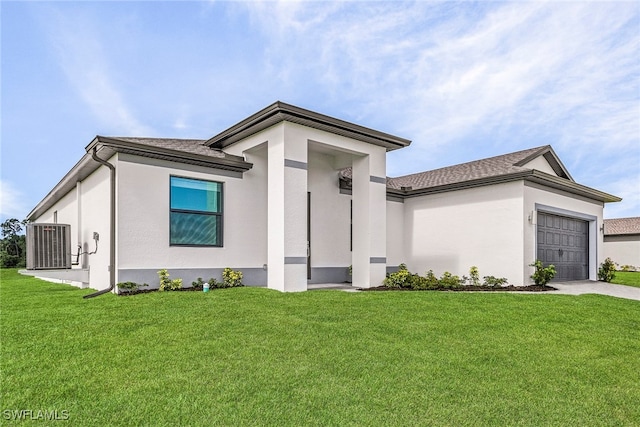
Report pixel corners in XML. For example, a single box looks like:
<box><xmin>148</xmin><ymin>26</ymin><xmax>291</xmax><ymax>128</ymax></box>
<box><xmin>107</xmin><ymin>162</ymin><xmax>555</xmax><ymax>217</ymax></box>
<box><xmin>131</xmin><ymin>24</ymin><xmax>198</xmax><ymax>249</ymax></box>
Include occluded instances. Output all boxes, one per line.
<box><xmin>537</xmin><ymin>212</ymin><xmax>589</xmax><ymax>281</ymax></box>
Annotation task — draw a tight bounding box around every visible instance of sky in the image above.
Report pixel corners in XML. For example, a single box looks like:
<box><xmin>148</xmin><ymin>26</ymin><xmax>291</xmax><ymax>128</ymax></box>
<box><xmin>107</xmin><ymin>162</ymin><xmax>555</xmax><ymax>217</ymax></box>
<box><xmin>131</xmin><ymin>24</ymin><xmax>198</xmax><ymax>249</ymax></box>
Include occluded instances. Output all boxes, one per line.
<box><xmin>1</xmin><ymin>1</ymin><xmax>639</xmax><ymax>224</ymax></box>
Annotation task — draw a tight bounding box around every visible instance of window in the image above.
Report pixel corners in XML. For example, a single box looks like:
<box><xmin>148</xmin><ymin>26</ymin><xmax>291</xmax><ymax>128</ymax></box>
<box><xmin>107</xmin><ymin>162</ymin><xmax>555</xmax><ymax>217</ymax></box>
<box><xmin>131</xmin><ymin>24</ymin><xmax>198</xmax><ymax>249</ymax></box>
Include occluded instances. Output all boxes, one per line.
<box><xmin>170</xmin><ymin>176</ymin><xmax>223</xmax><ymax>246</ymax></box>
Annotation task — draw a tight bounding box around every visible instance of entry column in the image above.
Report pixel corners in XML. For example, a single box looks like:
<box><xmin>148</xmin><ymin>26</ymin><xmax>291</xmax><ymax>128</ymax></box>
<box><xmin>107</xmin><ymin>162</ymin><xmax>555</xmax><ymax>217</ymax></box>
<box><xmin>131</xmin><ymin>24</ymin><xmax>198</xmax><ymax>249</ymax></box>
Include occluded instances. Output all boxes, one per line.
<box><xmin>352</xmin><ymin>151</ymin><xmax>387</xmax><ymax>288</ymax></box>
<box><xmin>267</xmin><ymin>126</ymin><xmax>308</xmax><ymax>292</ymax></box>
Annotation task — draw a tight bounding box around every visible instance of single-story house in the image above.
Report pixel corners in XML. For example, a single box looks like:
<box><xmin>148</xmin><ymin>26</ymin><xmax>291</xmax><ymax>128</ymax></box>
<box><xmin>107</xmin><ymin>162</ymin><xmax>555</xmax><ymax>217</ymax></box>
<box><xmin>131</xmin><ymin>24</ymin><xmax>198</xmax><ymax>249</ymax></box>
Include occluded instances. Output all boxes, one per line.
<box><xmin>603</xmin><ymin>217</ymin><xmax>640</xmax><ymax>269</ymax></box>
<box><xmin>23</xmin><ymin>101</ymin><xmax>621</xmax><ymax>293</ymax></box>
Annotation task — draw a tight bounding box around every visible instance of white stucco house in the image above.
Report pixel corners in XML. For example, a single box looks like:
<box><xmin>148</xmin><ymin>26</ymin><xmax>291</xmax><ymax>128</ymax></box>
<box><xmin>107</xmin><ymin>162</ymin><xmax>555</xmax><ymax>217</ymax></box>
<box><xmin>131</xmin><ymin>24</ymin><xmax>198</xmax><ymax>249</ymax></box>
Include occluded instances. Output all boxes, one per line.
<box><xmin>603</xmin><ymin>217</ymin><xmax>640</xmax><ymax>269</ymax></box>
<box><xmin>24</xmin><ymin>102</ymin><xmax>621</xmax><ymax>293</ymax></box>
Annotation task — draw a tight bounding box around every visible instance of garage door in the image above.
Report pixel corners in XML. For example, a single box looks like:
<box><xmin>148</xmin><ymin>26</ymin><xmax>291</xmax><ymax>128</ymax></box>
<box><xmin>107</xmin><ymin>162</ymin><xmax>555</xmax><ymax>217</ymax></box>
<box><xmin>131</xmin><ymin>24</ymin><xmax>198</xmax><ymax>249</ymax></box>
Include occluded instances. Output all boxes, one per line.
<box><xmin>537</xmin><ymin>212</ymin><xmax>589</xmax><ymax>281</ymax></box>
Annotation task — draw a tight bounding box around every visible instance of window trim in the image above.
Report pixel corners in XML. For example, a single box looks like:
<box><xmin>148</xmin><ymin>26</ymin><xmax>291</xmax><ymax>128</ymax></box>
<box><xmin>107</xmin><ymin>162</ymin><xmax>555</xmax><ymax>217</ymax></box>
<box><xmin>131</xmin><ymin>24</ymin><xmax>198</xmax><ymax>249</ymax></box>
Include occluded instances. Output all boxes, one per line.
<box><xmin>169</xmin><ymin>175</ymin><xmax>224</xmax><ymax>247</ymax></box>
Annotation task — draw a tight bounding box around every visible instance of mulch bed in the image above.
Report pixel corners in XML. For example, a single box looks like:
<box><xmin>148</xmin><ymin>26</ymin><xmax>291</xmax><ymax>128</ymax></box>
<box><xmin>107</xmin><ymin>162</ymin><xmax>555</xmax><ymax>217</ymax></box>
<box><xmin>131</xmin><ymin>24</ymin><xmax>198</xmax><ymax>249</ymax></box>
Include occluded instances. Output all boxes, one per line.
<box><xmin>118</xmin><ymin>287</ymin><xmax>207</xmax><ymax>296</ymax></box>
<box><xmin>360</xmin><ymin>285</ymin><xmax>557</xmax><ymax>292</ymax></box>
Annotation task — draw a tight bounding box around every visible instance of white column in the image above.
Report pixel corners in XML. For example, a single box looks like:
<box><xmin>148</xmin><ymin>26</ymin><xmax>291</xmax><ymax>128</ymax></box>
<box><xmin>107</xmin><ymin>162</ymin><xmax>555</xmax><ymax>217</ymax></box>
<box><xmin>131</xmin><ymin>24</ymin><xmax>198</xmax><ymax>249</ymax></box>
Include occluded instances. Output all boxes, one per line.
<box><xmin>267</xmin><ymin>124</ymin><xmax>308</xmax><ymax>292</ymax></box>
<box><xmin>352</xmin><ymin>150</ymin><xmax>387</xmax><ymax>288</ymax></box>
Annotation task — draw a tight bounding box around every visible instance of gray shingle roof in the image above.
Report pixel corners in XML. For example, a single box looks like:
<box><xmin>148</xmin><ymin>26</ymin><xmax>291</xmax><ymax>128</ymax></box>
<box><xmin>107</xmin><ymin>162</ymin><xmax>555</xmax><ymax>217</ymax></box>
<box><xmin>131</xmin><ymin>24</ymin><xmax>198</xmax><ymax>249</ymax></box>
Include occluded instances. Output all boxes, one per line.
<box><xmin>387</xmin><ymin>146</ymin><xmax>552</xmax><ymax>190</ymax></box>
<box><xmin>340</xmin><ymin>145</ymin><xmax>554</xmax><ymax>190</ymax></box>
<box><xmin>108</xmin><ymin>137</ymin><xmax>227</xmax><ymax>159</ymax></box>
<box><xmin>604</xmin><ymin>217</ymin><xmax>640</xmax><ymax>235</ymax></box>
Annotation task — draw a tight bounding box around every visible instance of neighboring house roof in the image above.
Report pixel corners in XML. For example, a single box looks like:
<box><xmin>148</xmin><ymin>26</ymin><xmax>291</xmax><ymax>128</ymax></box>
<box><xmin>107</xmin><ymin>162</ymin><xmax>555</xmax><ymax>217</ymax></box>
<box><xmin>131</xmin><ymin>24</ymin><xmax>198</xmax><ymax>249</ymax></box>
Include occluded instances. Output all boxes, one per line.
<box><xmin>205</xmin><ymin>101</ymin><xmax>412</xmax><ymax>152</ymax></box>
<box><xmin>340</xmin><ymin>145</ymin><xmax>620</xmax><ymax>203</ymax></box>
<box><xmin>604</xmin><ymin>217</ymin><xmax>640</xmax><ymax>236</ymax></box>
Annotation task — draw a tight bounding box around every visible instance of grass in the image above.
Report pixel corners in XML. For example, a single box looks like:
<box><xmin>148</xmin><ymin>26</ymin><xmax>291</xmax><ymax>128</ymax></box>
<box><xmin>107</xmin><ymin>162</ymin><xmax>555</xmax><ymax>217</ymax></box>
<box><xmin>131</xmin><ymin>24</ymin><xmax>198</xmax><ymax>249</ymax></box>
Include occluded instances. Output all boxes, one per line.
<box><xmin>611</xmin><ymin>271</ymin><xmax>640</xmax><ymax>288</ymax></box>
<box><xmin>1</xmin><ymin>269</ymin><xmax>639</xmax><ymax>426</ymax></box>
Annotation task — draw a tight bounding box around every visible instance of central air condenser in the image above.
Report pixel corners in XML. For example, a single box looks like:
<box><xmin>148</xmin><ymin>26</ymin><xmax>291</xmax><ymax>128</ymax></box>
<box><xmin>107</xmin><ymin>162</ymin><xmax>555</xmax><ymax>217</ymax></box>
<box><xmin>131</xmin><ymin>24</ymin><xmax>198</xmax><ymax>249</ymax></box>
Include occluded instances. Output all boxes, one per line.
<box><xmin>26</xmin><ymin>223</ymin><xmax>72</xmax><ymax>270</ymax></box>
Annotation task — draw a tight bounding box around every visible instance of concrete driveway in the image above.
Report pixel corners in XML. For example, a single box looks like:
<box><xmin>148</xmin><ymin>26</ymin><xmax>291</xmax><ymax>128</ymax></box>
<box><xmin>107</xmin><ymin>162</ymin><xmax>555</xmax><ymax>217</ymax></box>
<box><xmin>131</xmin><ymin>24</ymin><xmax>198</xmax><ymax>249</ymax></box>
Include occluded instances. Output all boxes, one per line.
<box><xmin>550</xmin><ymin>281</ymin><xmax>640</xmax><ymax>301</ymax></box>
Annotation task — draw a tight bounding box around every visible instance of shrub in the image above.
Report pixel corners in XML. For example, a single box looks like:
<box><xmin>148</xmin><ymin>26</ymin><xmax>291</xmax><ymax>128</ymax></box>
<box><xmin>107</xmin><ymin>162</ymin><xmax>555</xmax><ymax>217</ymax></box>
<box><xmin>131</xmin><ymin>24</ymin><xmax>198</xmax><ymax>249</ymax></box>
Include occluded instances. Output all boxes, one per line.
<box><xmin>439</xmin><ymin>272</ymin><xmax>463</xmax><ymax>289</ymax></box>
<box><xmin>158</xmin><ymin>269</ymin><xmax>183</xmax><ymax>291</ymax></box>
<box><xmin>468</xmin><ymin>266</ymin><xmax>481</xmax><ymax>287</ymax></box>
<box><xmin>383</xmin><ymin>264</ymin><xmax>411</xmax><ymax>288</ymax></box>
<box><xmin>619</xmin><ymin>265</ymin><xmax>638</xmax><ymax>272</ymax></box>
<box><xmin>483</xmin><ymin>276</ymin><xmax>508</xmax><ymax>288</ymax></box>
<box><xmin>530</xmin><ymin>260</ymin><xmax>556</xmax><ymax>286</ymax></box>
<box><xmin>207</xmin><ymin>277</ymin><xmax>222</xmax><ymax>288</ymax></box>
<box><xmin>404</xmin><ymin>270</ymin><xmax>432</xmax><ymax>290</ymax></box>
<box><xmin>117</xmin><ymin>281</ymin><xmax>148</xmax><ymax>293</ymax></box>
<box><xmin>222</xmin><ymin>268</ymin><xmax>243</xmax><ymax>288</ymax></box>
<box><xmin>598</xmin><ymin>257</ymin><xmax>616</xmax><ymax>282</ymax></box>
<box><xmin>192</xmin><ymin>278</ymin><xmax>205</xmax><ymax>290</ymax></box>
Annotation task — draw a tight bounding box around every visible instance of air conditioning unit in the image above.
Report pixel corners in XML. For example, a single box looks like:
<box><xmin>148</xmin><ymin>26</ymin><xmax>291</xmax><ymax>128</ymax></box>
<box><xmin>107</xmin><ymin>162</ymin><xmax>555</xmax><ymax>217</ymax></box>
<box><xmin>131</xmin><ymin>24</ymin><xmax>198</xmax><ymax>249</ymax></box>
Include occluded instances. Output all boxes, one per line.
<box><xmin>26</xmin><ymin>223</ymin><xmax>72</xmax><ymax>270</ymax></box>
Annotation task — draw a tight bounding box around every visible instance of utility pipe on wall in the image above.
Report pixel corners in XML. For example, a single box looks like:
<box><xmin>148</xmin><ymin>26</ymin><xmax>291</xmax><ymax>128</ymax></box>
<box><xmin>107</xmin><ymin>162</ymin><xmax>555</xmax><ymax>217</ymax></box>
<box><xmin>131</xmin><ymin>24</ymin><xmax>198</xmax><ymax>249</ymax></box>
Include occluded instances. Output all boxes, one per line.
<box><xmin>83</xmin><ymin>148</ymin><xmax>116</xmax><ymax>299</ymax></box>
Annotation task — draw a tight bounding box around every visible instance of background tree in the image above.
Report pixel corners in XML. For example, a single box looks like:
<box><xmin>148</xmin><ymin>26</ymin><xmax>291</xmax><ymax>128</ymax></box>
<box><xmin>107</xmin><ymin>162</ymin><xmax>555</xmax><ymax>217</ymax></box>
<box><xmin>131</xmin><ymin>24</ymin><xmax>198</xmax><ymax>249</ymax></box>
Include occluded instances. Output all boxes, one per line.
<box><xmin>1</xmin><ymin>218</ymin><xmax>27</xmax><ymax>268</ymax></box>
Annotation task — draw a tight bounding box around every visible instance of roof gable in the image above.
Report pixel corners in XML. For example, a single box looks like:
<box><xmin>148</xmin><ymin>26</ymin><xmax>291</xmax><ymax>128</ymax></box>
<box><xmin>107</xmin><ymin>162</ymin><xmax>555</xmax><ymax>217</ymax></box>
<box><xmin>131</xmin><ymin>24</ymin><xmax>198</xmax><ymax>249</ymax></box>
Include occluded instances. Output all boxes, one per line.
<box><xmin>513</xmin><ymin>145</ymin><xmax>572</xmax><ymax>180</ymax></box>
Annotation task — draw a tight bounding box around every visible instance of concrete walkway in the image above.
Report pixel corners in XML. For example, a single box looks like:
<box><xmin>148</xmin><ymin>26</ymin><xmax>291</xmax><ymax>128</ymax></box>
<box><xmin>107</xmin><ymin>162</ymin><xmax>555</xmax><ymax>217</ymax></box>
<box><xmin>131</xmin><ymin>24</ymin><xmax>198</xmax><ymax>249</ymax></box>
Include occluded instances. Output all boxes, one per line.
<box><xmin>548</xmin><ymin>281</ymin><xmax>640</xmax><ymax>301</ymax></box>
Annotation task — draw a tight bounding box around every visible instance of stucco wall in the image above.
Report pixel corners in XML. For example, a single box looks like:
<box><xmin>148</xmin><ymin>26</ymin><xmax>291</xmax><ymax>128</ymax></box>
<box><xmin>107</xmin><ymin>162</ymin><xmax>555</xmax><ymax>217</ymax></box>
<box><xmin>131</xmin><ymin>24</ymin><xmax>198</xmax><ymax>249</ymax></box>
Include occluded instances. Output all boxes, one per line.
<box><xmin>403</xmin><ymin>181</ymin><xmax>525</xmax><ymax>284</ymax></box>
<box><xmin>33</xmin><ymin>159</ymin><xmax>111</xmax><ymax>289</ymax></box>
<box><xmin>78</xmin><ymin>160</ymin><xmax>112</xmax><ymax>289</ymax></box>
<box><xmin>39</xmin><ymin>183</ymin><xmax>77</xmax><ymax>232</ymax></box>
<box><xmin>386</xmin><ymin>200</ymin><xmax>404</xmax><ymax>267</ymax></box>
<box><xmin>604</xmin><ymin>235</ymin><xmax>640</xmax><ymax>269</ymax></box>
<box><xmin>116</xmin><ymin>151</ymin><xmax>268</xmax><ymax>287</ymax></box>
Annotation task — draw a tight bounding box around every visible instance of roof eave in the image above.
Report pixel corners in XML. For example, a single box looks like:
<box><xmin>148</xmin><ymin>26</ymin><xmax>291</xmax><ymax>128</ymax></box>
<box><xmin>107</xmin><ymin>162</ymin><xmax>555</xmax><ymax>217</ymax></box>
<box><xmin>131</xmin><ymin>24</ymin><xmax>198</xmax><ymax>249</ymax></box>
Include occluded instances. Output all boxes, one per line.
<box><xmin>204</xmin><ymin>101</ymin><xmax>412</xmax><ymax>152</ymax></box>
<box><xmin>26</xmin><ymin>151</ymin><xmax>101</xmax><ymax>221</ymax></box>
<box><xmin>88</xmin><ymin>136</ymin><xmax>253</xmax><ymax>173</ymax></box>
<box><xmin>526</xmin><ymin>170</ymin><xmax>621</xmax><ymax>203</ymax></box>
<box><xmin>28</xmin><ymin>136</ymin><xmax>254</xmax><ymax>221</ymax></box>
<box><xmin>396</xmin><ymin>170</ymin><xmax>621</xmax><ymax>203</ymax></box>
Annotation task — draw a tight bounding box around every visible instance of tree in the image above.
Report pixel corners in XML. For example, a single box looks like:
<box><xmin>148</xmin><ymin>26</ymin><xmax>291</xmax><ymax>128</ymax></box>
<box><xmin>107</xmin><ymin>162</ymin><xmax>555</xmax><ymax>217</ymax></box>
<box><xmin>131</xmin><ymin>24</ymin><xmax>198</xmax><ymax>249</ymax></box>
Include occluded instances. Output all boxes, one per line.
<box><xmin>1</xmin><ymin>218</ymin><xmax>27</xmax><ymax>268</ymax></box>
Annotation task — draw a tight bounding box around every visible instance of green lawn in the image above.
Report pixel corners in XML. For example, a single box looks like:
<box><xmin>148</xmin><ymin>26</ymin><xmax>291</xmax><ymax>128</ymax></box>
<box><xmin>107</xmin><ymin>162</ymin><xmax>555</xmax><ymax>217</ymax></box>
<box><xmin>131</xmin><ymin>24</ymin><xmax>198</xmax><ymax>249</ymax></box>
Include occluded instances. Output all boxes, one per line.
<box><xmin>611</xmin><ymin>271</ymin><xmax>640</xmax><ymax>288</ymax></box>
<box><xmin>1</xmin><ymin>269</ymin><xmax>639</xmax><ymax>426</ymax></box>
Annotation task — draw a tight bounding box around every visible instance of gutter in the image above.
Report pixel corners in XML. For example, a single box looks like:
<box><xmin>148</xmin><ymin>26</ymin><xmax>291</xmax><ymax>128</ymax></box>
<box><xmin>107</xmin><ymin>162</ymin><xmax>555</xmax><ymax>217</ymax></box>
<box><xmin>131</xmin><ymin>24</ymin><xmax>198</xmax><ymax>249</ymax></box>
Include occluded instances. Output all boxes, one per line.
<box><xmin>83</xmin><ymin>147</ymin><xmax>116</xmax><ymax>299</ymax></box>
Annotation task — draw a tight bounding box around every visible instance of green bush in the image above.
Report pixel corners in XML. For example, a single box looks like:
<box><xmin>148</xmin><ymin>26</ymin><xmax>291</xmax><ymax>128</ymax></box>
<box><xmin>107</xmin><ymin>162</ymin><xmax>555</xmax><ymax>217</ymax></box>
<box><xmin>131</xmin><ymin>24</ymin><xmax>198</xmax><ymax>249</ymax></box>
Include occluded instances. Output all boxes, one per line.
<box><xmin>222</xmin><ymin>268</ymin><xmax>243</xmax><ymax>288</ymax></box>
<box><xmin>158</xmin><ymin>269</ymin><xmax>183</xmax><ymax>291</ymax></box>
<box><xmin>598</xmin><ymin>257</ymin><xmax>616</xmax><ymax>282</ymax></box>
<box><xmin>530</xmin><ymin>260</ymin><xmax>556</xmax><ymax>286</ymax></box>
<box><xmin>191</xmin><ymin>278</ymin><xmax>205</xmax><ymax>290</ymax></box>
<box><xmin>468</xmin><ymin>266</ymin><xmax>481</xmax><ymax>287</ymax></box>
<box><xmin>384</xmin><ymin>265</ymin><xmax>510</xmax><ymax>290</ymax></box>
<box><xmin>483</xmin><ymin>276</ymin><xmax>508</xmax><ymax>288</ymax></box>
<box><xmin>383</xmin><ymin>264</ymin><xmax>411</xmax><ymax>288</ymax></box>
<box><xmin>117</xmin><ymin>281</ymin><xmax>148</xmax><ymax>293</ymax></box>
<box><xmin>439</xmin><ymin>272</ymin><xmax>463</xmax><ymax>289</ymax></box>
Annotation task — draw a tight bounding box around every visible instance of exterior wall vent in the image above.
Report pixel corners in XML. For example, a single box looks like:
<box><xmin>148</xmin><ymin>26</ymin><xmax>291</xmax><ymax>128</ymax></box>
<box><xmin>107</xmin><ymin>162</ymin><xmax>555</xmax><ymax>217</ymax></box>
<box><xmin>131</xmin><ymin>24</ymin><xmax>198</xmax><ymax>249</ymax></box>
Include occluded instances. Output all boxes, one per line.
<box><xmin>26</xmin><ymin>223</ymin><xmax>72</xmax><ymax>270</ymax></box>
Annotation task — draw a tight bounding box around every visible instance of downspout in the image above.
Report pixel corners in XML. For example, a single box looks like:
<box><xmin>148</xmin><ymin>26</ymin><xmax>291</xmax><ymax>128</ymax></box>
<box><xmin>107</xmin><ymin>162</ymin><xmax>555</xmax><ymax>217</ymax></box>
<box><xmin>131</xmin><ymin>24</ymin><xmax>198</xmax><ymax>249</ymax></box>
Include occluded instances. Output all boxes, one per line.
<box><xmin>83</xmin><ymin>147</ymin><xmax>116</xmax><ymax>298</ymax></box>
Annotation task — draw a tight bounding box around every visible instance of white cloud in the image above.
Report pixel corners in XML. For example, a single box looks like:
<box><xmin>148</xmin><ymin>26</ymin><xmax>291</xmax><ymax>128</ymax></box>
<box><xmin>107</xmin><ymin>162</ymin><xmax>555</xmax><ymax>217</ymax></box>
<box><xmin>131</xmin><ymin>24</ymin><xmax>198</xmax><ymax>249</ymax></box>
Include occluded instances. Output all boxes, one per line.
<box><xmin>603</xmin><ymin>176</ymin><xmax>640</xmax><ymax>219</ymax></box>
<box><xmin>41</xmin><ymin>7</ymin><xmax>153</xmax><ymax>136</ymax></box>
<box><xmin>0</xmin><ymin>180</ymin><xmax>29</xmax><ymax>220</ymax></box>
<box><xmin>239</xmin><ymin>1</ymin><xmax>639</xmax><ymax>197</ymax></box>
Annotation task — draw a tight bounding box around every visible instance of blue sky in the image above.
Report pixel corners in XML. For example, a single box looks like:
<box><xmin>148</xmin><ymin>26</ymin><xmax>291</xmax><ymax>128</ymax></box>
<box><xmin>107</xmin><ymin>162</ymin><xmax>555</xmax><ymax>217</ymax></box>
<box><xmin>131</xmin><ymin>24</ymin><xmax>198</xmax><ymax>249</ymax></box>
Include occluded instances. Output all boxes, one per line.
<box><xmin>1</xmin><ymin>1</ymin><xmax>639</xmax><ymax>223</ymax></box>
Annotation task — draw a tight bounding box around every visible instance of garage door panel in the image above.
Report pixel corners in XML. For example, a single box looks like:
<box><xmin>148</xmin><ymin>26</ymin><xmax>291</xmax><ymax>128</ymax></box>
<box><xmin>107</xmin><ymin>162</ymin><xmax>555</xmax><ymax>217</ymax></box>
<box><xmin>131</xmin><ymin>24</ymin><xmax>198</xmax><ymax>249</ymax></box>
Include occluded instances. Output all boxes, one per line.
<box><xmin>537</xmin><ymin>212</ymin><xmax>589</xmax><ymax>281</ymax></box>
